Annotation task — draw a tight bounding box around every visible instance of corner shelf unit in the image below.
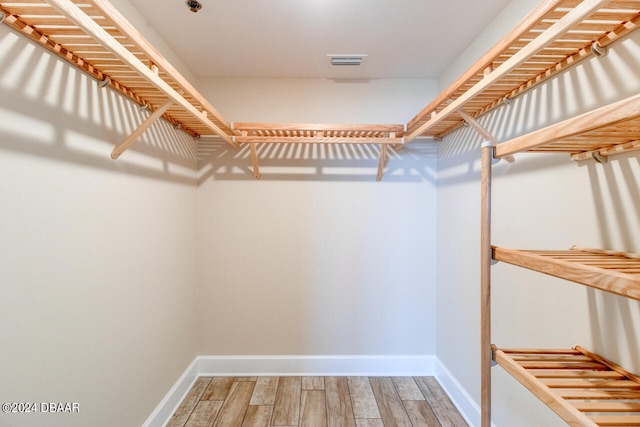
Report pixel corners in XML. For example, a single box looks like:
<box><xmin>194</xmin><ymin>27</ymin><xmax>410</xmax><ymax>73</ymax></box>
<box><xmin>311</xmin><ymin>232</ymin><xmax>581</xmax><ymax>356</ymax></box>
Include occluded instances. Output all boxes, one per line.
<box><xmin>482</xmin><ymin>93</ymin><xmax>640</xmax><ymax>424</ymax></box>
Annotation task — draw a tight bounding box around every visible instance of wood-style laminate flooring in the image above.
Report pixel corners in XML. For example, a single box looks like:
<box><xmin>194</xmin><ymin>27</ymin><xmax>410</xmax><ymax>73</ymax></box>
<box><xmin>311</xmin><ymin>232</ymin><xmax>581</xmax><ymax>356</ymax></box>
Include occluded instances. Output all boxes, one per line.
<box><xmin>167</xmin><ymin>376</ymin><xmax>468</xmax><ymax>427</ymax></box>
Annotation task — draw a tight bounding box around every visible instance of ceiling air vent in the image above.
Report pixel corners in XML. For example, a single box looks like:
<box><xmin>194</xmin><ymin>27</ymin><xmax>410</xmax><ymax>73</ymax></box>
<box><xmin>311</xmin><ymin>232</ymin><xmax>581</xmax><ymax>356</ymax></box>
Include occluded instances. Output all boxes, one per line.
<box><xmin>327</xmin><ymin>54</ymin><xmax>368</xmax><ymax>66</ymax></box>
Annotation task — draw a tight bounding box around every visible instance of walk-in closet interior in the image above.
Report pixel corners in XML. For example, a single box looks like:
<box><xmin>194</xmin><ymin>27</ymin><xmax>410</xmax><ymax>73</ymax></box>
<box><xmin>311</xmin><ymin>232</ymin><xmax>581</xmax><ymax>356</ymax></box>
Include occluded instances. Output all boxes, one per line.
<box><xmin>1</xmin><ymin>0</ymin><xmax>639</xmax><ymax>426</ymax></box>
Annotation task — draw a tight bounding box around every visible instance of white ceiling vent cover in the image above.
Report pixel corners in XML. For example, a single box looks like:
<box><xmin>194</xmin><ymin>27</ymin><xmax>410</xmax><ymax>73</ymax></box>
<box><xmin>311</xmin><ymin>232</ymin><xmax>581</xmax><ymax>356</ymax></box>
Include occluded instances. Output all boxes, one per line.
<box><xmin>327</xmin><ymin>54</ymin><xmax>368</xmax><ymax>66</ymax></box>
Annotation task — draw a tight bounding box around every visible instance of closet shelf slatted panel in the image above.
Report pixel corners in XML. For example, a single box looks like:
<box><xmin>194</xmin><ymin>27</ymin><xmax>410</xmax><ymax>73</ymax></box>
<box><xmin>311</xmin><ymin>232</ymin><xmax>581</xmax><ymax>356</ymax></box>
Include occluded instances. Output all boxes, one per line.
<box><xmin>0</xmin><ymin>0</ymin><xmax>405</xmax><ymax>149</ymax></box>
<box><xmin>494</xmin><ymin>92</ymin><xmax>640</xmax><ymax>159</ymax></box>
<box><xmin>0</xmin><ymin>0</ymin><xmax>234</xmax><ymax>141</ymax></box>
<box><xmin>492</xmin><ymin>346</ymin><xmax>640</xmax><ymax>427</ymax></box>
<box><xmin>480</xmin><ymin>2</ymin><xmax>640</xmax><ymax>425</ymax></box>
<box><xmin>1</xmin><ymin>0</ymin><xmax>639</xmax><ymax>151</ymax></box>
<box><xmin>232</xmin><ymin>123</ymin><xmax>405</xmax><ymax>145</ymax></box>
<box><xmin>406</xmin><ymin>0</ymin><xmax>640</xmax><ymax>142</ymax></box>
<box><xmin>493</xmin><ymin>246</ymin><xmax>640</xmax><ymax>301</ymax></box>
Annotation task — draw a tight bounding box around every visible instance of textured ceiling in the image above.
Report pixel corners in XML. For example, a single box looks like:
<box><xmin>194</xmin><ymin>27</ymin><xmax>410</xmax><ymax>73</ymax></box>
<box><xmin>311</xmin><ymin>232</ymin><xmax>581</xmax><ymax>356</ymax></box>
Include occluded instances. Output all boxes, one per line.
<box><xmin>128</xmin><ymin>0</ymin><xmax>512</xmax><ymax>79</ymax></box>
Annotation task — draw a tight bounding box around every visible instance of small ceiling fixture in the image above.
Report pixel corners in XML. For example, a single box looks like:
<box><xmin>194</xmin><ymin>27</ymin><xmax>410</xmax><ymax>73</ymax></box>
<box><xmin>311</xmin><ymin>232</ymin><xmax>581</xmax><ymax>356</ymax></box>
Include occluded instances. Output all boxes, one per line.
<box><xmin>327</xmin><ymin>54</ymin><xmax>368</xmax><ymax>67</ymax></box>
<box><xmin>185</xmin><ymin>0</ymin><xmax>203</xmax><ymax>13</ymax></box>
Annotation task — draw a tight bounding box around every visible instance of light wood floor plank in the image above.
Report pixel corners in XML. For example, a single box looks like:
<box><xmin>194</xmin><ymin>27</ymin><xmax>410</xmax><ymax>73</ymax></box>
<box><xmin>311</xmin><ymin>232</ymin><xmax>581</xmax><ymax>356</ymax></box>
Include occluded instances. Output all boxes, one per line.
<box><xmin>185</xmin><ymin>400</ymin><xmax>223</xmax><ymax>427</ymax></box>
<box><xmin>414</xmin><ymin>377</ymin><xmax>468</xmax><ymax>427</ymax></box>
<box><xmin>403</xmin><ymin>400</ymin><xmax>440</xmax><ymax>426</ymax></box>
<box><xmin>203</xmin><ymin>376</ymin><xmax>236</xmax><ymax>401</ymax></box>
<box><xmin>355</xmin><ymin>419</ymin><xmax>385</xmax><ymax>427</ymax></box>
<box><xmin>213</xmin><ymin>381</ymin><xmax>255</xmax><ymax>427</ymax></box>
<box><xmin>392</xmin><ymin>377</ymin><xmax>425</xmax><ymax>401</ymax></box>
<box><xmin>326</xmin><ymin>377</ymin><xmax>356</xmax><ymax>427</ymax></box>
<box><xmin>302</xmin><ymin>376</ymin><xmax>325</xmax><ymax>390</ymax></box>
<box><xmin>272</xmin><ymin>377</ymin><xmax>301</xmax><ymax>426</ymax></box>
<box><xmin>250</xmin><ymin>377</ymin><xmax>279</xmax><ymax>406</ymax></box>
<box><xmin>167</xmin><ymin>377</ymin><xmax>212</xmax><ymax>427</ymax></box>
<box><xmin>300</xmin><ymin>390</ymin><xmax>327</xmax><ymax>427</ymax></box>
<box><xmin>369</xmin><ymin>377</ymin><xmax>412</xmax><ymax>427</ymax></box>
<box><xmin>172</xmin><ymin>376</ymin><xmax>468</xmax><ymax>427</ymax></box>
<box><xmin>242</xmin><ymin>405</ymin><xmax>273</xmax><ymax>427</ymax></box>
<box><xmin>348</xmin><ymin>377</ymin><xmax>381</xmax><ymax>419</ymax></box>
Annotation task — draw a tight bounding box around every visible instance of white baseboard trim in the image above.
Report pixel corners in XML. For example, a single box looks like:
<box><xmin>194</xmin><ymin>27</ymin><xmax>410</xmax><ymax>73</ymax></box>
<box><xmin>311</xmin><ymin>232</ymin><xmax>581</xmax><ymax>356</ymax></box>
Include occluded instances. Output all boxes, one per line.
<box><xmin>143</xmin><ymin>354</ymin><xmax>435</xmax><ymax>427</ymax></box>
<box><xmin>142</xmin><ymin>357</ymin><xmax>200</xmax><ymax>427</ymax></box>
<box><xmin>434</xmin><ymin>358</ymin><xmax>496</xmax><ymax>427</ymax></box>
<box><xmin>196</xmin><ymin>354</ymin><xmax>435</xmax><ymax>377</ymax></box>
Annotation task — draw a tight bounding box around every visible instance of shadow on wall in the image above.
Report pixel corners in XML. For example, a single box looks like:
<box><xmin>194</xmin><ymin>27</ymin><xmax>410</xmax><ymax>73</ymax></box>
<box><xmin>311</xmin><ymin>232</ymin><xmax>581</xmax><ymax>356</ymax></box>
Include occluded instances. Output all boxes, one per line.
<box><xmin>198</xmin><ymin>138</ymin><xmax>437</xmax><ymax>183</ymax></box>
<box><xmin>436</xmin><ymin>96</ymin><xmax>573</xmax><ymax>189</ymax></box>
<box><xmin>437</xmin><ymin>30</ymin><xmax>640</xmax><ymax>373</ymax></box>
<box><xmin>0</xmin><ymin>29</ymin><xmax>197</xmax><ymax>185</ymax></box>
<box><xmin>585</xmin><ymin>152</ymin><xmax>640</xmax><ymax>373</ymax></box>
<box><xmin>437</xmin><ymin>32</ymin><xmax>640</xmax><ymax>186</ymax></box>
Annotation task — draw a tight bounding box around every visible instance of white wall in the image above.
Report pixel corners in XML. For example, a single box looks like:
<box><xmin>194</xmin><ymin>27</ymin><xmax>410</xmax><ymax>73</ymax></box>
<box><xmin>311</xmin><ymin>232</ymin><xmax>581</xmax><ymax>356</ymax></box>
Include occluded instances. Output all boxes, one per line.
<box><xmin>437</xmin><ymin>0</ymin><xmax>540</xmax><ymax>91</ymax></box>
<box><xmin>110</xmin><ymin>0</ymin><xmax>198</xmax><ymax>82</ymax></box>
<box><xmin>197</xmin><ymin>77</ymin><xmax>437</xmax><ymax>124</ymax></box>
<box><xmin>5</xmin><ymin>0</ymin><xmax>640</xmax><ymax>425</ymax></box>
<box><xmin>0</xmin><ymin>25</ymin><xmax>200</xmax><ymax>427</ymax></box>
<box><xmin>196</xmin><ymin>78</ymin><xmax>439</xmax><ymax>357</ymax></box>
<box><xmin>436</xmin><ymin>17</ymin><xmax>640</xmax><ymax>427</ymax></box>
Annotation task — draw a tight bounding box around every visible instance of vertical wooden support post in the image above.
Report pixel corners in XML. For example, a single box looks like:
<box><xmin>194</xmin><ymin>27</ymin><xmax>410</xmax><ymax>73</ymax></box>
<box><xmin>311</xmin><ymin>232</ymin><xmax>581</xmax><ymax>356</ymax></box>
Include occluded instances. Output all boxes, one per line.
<box><xmin>480</xmin><ymin>141</ymin><xmax>493</xmax><ymax>427</ymax></box>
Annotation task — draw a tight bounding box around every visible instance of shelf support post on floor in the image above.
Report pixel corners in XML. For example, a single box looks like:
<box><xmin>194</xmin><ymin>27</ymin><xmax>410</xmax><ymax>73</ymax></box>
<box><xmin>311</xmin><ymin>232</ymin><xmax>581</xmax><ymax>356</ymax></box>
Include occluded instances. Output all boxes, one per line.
<box><xmin>111</xmin><ymin>100</ymin><xmax>173</xmax><ymax>159</ymax></box>
<box><xmin>480</xmin><ymin>139</ymin><xmax>493</xmax><ymax>427</ymax></box>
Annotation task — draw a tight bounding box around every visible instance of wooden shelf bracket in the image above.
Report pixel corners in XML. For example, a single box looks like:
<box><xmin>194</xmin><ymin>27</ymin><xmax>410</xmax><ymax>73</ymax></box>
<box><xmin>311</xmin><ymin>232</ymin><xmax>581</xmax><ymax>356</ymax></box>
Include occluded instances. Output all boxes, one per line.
<box><xmin>111</xmin><ymin>100</ymin><xmax>174</xmax><ymax>159</ymax></box>
<box><xmin>457</xmin><ymin>108</ymin><xmax>515</xmax><ymax>164</ymax></box>
<box><xmin>572</xmin><ymin>139</ymin><xmax>640</xmax><ymax>163</ymax></box>
<box><xmin>43</xmin><ymin>0</ymin><xmax>237</xmax><ymax>149</ymax></box>
<box><xmin>376</xmin><ymin>143</ymin><xmax>389</xmax><ymax>182</ymax></box>
<box><xmin>248</xmin><ymin>137</ymin><xmax>261</xmax><ymax>179</ymax></box>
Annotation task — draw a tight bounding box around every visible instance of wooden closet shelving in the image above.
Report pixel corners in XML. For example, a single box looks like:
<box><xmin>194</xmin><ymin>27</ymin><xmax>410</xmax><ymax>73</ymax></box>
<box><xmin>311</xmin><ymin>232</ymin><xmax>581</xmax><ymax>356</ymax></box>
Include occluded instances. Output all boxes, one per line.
<box><xmin>1</xmin><ymin>0</ymin><xmax>639</xmax><ymax>179</ymax></box>
<box><xmin>2</xmin><ymin>0</ymin><xmax>640</xmax><ymax>424</ymax></box>
<box><xmin>403</xmin><ymin>0</ymin><xmax>640</xmax><ymax>144</ymax></box>
<box><xmin>493</xmin><ymin>246</ymin><xmax>640</xmax><ymax>301</ymax></box>
<box><xmin>492</xmin><ymin>346</ymin><xmax>640</xmax><ymax>427</ymax></box>
<box><xmin>480</xmin><ymin>22</ymin><xmax>640</xmax><ymax>427</ymax></box>
<box><xmin>493</xmin><ymin>91</ymin><xmax>640</xmax><ymax>161</ymax></box>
